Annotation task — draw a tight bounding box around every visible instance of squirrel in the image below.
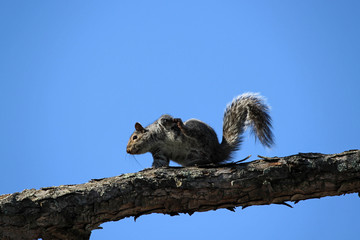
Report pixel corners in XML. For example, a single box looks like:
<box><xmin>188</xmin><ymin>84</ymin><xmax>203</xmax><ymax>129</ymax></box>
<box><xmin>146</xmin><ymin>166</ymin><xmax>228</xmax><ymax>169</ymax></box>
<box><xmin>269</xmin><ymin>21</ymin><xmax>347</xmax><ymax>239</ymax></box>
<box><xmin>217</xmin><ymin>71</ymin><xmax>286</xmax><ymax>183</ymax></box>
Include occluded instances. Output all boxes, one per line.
<box><xmin>126</xmin><ymin>93</ymin><xmax>274</xmax><ymax>168</ymax></box>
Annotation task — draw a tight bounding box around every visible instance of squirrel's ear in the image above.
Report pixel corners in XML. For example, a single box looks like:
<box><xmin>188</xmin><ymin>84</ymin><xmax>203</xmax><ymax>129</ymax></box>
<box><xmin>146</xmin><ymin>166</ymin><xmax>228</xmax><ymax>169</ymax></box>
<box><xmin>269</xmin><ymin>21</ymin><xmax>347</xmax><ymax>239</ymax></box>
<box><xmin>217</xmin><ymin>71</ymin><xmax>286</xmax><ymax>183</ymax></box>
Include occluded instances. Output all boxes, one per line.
<box><xmin>135</xmin><ymin>122</ymin><xmax>145</xmax><ymax>132</ymax></box>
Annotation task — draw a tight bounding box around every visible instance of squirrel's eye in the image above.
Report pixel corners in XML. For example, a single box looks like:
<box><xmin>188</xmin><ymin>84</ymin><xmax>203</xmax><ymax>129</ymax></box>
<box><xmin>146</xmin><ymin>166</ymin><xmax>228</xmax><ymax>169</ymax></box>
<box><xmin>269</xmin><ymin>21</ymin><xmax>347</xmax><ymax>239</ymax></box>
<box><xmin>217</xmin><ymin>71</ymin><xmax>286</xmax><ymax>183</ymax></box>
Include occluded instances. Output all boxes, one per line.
<box><xmin>161</xmin><ymin>118</ymin><xmax>170</xmax><ymax>124</ymax></box>
<box><xmin>133</xmin><ymin>135</ymin><xmax>138</xmax><ymax>140</ymax></box>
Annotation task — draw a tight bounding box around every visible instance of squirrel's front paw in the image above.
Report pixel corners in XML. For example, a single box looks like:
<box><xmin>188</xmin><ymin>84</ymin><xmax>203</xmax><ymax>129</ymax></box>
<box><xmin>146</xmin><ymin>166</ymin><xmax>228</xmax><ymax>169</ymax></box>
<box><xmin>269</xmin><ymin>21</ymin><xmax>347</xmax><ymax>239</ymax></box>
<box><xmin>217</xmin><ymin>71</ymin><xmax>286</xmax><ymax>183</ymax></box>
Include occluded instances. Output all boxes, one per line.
<box><xmin>173</xmin><ymin>118</ymin><xmax>184</xmax><ymax>129</ymax></box>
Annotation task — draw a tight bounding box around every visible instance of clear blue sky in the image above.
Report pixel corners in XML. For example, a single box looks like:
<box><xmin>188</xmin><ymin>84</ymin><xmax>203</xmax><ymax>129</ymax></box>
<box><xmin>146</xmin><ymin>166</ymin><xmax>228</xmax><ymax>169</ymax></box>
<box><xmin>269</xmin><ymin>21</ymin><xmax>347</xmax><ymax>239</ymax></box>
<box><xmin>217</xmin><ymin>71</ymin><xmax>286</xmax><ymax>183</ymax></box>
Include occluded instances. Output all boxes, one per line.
<box><xmin>1</xmin><ymin>1</ymin><xmax>359</xmax><ymax>239</ymax></box>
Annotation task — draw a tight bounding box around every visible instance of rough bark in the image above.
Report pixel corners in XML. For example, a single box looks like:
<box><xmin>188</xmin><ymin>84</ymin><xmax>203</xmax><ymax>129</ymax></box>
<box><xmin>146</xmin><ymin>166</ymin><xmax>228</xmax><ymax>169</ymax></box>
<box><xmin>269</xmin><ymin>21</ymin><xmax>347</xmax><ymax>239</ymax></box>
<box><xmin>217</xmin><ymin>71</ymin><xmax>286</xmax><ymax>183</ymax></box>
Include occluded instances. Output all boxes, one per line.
<box><xmin>1</xmin><ymin>150</ymin><xmax>359</xmax><ymax>240</ymax></box>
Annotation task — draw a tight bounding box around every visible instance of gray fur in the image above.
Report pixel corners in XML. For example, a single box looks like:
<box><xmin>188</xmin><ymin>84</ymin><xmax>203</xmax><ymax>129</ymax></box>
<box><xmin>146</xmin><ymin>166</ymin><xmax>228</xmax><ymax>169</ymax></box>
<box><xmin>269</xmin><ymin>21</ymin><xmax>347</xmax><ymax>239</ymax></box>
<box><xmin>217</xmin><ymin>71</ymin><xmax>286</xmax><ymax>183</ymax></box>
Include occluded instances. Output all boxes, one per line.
<box><xmin>126</xmin><ymin>93</ymin><xmax>274</xmax><ymax>167</ymax></box>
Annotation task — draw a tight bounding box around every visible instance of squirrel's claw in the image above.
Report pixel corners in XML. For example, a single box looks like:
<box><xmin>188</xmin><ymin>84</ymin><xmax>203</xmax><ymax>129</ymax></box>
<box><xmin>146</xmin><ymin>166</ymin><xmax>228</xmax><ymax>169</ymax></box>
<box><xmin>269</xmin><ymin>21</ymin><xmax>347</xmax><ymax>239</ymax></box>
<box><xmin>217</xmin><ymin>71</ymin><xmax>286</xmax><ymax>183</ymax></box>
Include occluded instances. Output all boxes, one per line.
<box><xmin>173</xmin><ymin>118</ymin><xmax>184</xmax><ymax>130</ymax></box>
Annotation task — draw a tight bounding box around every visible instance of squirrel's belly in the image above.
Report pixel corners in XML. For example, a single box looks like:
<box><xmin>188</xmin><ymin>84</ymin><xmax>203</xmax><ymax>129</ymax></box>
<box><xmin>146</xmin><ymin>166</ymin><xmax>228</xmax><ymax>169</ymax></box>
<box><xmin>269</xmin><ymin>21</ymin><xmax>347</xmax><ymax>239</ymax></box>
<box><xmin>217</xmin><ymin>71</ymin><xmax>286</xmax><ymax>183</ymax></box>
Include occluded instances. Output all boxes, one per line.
<box><xmin>170</xmin><ymin>149</ymin><xmax>191</xmax><ymax>163</ymax></box>
<box><xmin>166</xmin><ymin>139</ymin><xmax>209</xmax><ymax>165</ymax></box>
<box><xmin>171</xmin><ymin>148</ymin><xmax>209</xmax><ymax>166</ymax></box>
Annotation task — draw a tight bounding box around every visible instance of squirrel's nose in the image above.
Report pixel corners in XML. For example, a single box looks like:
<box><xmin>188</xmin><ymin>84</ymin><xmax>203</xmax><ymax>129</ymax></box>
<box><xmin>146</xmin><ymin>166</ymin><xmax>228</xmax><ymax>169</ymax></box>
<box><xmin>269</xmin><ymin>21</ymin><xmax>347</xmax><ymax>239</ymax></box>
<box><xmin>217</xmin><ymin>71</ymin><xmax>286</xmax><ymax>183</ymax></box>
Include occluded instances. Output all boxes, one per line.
<box><xmin>126</xmin><ymin>146</ymin><xmax>134</xmax><ymax>154</ymax></box>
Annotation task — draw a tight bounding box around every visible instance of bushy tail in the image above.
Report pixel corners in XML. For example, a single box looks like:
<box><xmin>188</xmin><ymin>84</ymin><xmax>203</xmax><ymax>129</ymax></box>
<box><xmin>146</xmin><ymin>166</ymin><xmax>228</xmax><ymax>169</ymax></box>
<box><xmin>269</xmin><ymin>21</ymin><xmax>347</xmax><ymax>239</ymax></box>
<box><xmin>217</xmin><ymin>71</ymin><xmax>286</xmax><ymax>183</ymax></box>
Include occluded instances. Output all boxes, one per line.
<box><xmin>220</xmin><ymin>93</ymin><xmax>274</xmax><ymax>161</ymax></box>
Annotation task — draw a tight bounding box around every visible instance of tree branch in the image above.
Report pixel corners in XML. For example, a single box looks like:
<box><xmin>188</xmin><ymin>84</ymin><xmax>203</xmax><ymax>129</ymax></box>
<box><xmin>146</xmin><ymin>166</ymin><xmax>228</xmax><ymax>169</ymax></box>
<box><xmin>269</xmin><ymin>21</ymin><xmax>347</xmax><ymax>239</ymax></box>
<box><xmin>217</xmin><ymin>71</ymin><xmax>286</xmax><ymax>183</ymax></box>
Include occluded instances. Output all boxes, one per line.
<box><xmin>1</xmin><ymin>150</ymin><xmax>360</xmax><ymax>240</ymax></box>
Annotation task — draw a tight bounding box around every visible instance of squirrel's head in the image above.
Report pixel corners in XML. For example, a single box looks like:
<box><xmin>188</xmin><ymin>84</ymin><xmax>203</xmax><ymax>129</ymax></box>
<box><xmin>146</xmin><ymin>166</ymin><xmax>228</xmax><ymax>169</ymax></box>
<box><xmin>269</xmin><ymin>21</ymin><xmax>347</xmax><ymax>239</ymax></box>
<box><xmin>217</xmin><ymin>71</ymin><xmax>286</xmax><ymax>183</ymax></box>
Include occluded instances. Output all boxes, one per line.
<box><xmin>126</xmin><ymin>115</ymin><xmax>177</xmax><ymax>155</ymax></box>
<box><xmin>126</xmin><ymin>122</ymin><xmax>152</xmax><ymax>155</ymax></box>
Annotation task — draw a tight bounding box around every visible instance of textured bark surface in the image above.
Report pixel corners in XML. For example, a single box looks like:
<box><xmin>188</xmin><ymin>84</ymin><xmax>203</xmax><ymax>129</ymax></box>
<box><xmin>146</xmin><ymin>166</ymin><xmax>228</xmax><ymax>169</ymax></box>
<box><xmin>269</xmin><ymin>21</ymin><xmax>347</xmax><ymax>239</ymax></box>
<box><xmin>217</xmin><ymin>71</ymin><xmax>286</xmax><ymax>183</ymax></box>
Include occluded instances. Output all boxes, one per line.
<box><xmin>1</xmin><ymin>150</ymin><xmax>359</xmax><ymax>240</ymax></box>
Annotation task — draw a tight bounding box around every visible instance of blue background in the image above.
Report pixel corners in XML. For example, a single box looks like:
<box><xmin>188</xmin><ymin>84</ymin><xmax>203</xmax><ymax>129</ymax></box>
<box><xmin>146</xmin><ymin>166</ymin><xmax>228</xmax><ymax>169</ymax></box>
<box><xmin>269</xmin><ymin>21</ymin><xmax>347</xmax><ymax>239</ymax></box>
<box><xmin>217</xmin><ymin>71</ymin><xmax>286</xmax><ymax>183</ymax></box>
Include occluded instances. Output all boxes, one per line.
<box><xmin>1</xmin><ymin>1</ymin><xmax>359</xmax><ymax>239</ymax></box>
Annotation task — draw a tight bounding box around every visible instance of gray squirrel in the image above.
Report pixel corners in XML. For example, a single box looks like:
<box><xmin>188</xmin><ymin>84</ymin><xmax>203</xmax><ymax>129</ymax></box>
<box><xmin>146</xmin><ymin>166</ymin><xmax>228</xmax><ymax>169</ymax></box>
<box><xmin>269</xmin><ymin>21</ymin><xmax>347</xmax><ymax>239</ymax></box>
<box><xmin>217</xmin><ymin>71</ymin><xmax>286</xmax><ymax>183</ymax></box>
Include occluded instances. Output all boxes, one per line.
<box><xmin>126</xmin><ymin>93</ymin><xmax>274</xmax><ymax>168</ymax></box>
